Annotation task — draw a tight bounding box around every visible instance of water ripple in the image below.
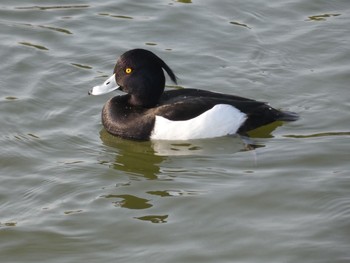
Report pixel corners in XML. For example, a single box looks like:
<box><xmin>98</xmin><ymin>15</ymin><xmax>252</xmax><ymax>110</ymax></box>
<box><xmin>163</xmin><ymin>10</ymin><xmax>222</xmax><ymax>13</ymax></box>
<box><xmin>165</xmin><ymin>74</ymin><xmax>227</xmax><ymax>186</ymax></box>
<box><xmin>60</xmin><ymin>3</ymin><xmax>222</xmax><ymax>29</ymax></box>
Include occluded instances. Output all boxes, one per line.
<box><xmin>15</xmin><ymin>5</ymin><xmax>90</xmax><ymax>11</ymax></box>
<box><xmin>98</xmin><ymin>13</ymin><xmax>133</xmax><ymax>20</ymax></box>
<box><xmin>38</xmin><ymin>25</ymin><xmax>72</xmax><ymax>35</ymax></box>
<box><xmin>135</xmin><ymin>215</ymin><xmax>168</xmax><ymax>223</ymax></box>
<box><xmin>284</xmin><ymin>131</ymin><xmax>350</xmax><ymax>139</ymax></box>
<box><xmin>71</xmin><ymin>63</ymin><xmax>93</xmax><ymax>70</ymax></box>
<box><xmin>307</xmin><ymin>13</ymin><xmax>341</xmax><ymax>22</ymax></box>
<box><xmin>18</xmin><ymin>41</ymin><xmax>48</xmax><ymax>50</ymax></box>
<box><xmin>229</xmin><ymin>21</ymin><xmax>251</xmax><ymax>29</ymax></box>
<box><xmin>0</xmin><ymin>21</ymin><xmax>73</xmax><ymax>35</ymax></box>
<box><xmin>103</xmin><ymin>194</ymin><xmax>153</xmax><ymax>210</ymax></box>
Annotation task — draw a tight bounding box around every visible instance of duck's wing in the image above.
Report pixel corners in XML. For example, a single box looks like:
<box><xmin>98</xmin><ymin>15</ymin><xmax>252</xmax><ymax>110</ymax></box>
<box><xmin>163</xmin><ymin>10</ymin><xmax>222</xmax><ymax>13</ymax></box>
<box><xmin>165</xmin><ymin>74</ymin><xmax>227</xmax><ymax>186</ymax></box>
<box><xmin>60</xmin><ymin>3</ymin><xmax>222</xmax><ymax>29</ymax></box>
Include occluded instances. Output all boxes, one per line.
<box><xmin>155</xmin><ymin>90</ymin><xmax>298</xmax><ymax>133</ymax></box>
<box><xmin>153</xmin><ymin>96</ymin><xmax>265</xmax><ymax>121</ymax></box>
<box><xmin>160</xmin><ymin>88</ymin><xmax>257</xmax><ymax>104</ymax></box>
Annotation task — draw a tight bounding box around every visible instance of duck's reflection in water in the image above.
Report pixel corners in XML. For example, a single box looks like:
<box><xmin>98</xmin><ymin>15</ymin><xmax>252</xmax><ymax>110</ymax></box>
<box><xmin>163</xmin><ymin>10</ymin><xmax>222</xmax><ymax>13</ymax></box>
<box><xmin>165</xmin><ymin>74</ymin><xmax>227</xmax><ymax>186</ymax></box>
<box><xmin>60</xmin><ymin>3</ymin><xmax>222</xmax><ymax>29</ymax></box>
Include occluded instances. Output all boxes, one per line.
<box><xmin>98</xmin><ymin>123</ymin><xmax>282</xmax><ymax>223</ymax></box>
<box><xmin>99</xmin><ymin>123</ymin><xmax>280</xmax><ymax>177</ymax></box>
<box><xmin>100</xmin><ymin>129</ymin><xmax>163</xmax><ymax>180</ymax></box>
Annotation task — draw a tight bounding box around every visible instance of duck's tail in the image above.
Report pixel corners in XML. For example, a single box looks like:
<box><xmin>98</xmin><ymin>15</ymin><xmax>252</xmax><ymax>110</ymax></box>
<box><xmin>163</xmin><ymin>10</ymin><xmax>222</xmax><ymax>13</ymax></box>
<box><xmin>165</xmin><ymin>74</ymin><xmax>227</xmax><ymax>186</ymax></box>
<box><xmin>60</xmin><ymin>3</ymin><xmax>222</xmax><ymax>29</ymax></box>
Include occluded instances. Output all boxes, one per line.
<box><xmin>237</xmin><ymin>104</ymin><xmax>299</xmax><ymax>134</ymax></box>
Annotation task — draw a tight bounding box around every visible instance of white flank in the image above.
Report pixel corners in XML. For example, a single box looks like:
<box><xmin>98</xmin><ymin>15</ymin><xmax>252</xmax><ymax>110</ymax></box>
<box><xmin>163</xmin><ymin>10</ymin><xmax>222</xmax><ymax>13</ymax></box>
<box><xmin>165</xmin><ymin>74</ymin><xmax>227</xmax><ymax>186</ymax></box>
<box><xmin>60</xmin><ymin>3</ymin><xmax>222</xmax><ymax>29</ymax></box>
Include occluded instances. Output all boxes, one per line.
<box><xmin>150</xmin><ymin>104</ymin><xmax>247</xmax><ymax>140</ymax></box>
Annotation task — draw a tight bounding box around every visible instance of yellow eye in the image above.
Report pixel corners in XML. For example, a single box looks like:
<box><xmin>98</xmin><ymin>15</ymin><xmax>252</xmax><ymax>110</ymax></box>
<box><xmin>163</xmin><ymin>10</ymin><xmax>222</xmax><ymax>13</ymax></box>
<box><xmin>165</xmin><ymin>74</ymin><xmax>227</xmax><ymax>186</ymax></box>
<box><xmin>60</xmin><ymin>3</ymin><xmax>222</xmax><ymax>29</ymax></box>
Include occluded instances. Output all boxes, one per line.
<box><xmin>125</xmin><ymin>67</ymin><xmax>132</xmax><ymax>74</ymax></box>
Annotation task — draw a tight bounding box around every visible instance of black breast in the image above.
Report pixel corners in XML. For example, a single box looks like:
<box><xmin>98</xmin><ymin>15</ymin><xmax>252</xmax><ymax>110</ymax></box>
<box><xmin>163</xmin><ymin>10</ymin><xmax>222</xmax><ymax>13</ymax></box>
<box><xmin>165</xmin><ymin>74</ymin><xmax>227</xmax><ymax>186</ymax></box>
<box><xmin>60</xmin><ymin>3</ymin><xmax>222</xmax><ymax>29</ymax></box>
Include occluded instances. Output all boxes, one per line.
<box><xmin>102</xmin><ymin>96</ymin><xmax>155</xmax><ymax>140</ymax></box>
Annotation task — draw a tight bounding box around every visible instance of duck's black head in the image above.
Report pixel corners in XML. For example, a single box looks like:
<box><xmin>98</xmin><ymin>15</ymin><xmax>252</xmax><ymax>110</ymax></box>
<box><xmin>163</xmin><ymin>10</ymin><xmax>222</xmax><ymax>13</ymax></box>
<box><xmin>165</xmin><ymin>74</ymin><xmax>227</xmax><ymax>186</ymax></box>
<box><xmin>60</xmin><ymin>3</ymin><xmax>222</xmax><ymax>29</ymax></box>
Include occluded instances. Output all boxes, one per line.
<box><xmin>89</xmin><ymin>49</ymin><xmax>177</xmax><ymax>108</ymax></box>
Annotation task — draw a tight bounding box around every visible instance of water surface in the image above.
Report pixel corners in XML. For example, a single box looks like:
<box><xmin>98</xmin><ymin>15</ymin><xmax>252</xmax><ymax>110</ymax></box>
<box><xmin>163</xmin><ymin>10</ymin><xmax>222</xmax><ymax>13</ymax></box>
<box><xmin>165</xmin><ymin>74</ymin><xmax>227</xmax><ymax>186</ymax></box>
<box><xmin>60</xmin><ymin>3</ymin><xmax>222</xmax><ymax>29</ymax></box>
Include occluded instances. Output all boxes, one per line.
<box><xmin>1</xmin><ymin>0</ymin><xmax>350</xmax><ymax>262</ymax></box>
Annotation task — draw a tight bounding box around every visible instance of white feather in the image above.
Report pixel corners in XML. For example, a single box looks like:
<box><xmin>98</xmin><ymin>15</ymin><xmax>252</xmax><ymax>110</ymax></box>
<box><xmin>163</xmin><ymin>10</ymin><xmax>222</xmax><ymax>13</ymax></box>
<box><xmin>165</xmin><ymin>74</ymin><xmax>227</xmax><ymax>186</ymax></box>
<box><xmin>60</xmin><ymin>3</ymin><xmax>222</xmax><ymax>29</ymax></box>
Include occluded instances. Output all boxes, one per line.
<box><xmin>150</xmin><ymin>104</ymin><xmax>247</xmax><ymax>140</ymax></box>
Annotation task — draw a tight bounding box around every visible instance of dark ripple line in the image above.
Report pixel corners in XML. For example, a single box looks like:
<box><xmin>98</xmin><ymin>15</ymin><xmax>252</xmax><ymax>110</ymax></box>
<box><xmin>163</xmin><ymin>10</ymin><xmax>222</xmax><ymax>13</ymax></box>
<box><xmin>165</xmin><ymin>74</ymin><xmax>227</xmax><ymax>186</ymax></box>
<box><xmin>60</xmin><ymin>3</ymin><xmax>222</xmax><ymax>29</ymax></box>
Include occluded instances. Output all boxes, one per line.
<box><xmin>18</xmin><ymin>41</ymin><xmax>49</xmax><ymax>50</ymax></box>
<box><xmin>307</xmin><ymin>13</ymin><xmax>341</xmax><ymax>22</ymax></box>
<box><xmin>38</xmin><ymin>25</ymin><xmax>72</xmax><ymax>35</ymax></box>
<box><xmin>229</xmin><ymin>21</ymin><xmax>251</xmax><ymax>29</ymax></box>
<box><xmin>284</xmin><ymin>131</ymin><xmax>350</xmax><ymax>139</ymax></box>
<box><xmin>15</xmin><ymin>5</ymin><xmax>89</xmax><ymax>11</ymax></box>
<box><xmin>99</xmin><ymin>13</ymin><xmax>133</xmax><ymax>20</ymax></box>
<box><xmin>71</xmin><ymin>63</ymin><xmax>93</xmax><ymax>70</ymax></box>
<box><xmin>0</xmin><ymin>21</ymin><xmax>73</xmax><ymax>35</ymax></box>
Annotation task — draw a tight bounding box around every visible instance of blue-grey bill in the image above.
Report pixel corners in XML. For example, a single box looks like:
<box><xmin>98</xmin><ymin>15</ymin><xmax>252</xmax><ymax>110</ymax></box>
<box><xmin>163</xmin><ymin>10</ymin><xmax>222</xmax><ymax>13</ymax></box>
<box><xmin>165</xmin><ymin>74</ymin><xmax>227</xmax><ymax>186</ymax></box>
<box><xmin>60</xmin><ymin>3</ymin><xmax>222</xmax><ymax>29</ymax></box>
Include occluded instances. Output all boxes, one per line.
<box><xmin>89</xmin><ymin>74</ymin><xmax>119</xmax><ymax>95</ymax></box>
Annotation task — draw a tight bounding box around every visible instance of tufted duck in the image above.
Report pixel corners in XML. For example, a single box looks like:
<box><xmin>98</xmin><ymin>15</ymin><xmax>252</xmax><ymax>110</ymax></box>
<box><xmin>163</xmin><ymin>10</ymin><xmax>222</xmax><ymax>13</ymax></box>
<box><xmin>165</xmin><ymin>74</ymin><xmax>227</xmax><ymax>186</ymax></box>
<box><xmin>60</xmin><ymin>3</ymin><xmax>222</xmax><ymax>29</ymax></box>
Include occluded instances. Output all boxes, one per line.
<box><xmin>89</xmin><ymin>49</ymin><xmax>298</xmax><ymax>140</ymax></box>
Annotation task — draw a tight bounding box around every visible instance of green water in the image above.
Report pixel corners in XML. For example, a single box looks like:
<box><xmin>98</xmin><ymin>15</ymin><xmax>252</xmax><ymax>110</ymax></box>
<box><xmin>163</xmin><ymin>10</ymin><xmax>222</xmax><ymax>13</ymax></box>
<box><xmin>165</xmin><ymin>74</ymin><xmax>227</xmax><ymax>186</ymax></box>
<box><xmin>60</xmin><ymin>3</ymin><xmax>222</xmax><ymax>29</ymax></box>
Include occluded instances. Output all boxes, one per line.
<box><xmin>1</xmin><ymin>1</ymin><xmax>350</xmax><ymax>262</ymax></box>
